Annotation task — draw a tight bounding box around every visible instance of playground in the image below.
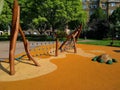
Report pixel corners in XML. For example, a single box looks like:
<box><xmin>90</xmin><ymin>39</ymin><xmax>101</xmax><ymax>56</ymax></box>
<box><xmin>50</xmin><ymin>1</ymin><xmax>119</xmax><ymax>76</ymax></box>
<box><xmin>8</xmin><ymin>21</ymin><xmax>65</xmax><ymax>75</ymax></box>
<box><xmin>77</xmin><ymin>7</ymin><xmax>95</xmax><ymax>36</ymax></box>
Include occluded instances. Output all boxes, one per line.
<box><xmin>0</xmin><ymin>0</ymin><xmax>120</xmax><ymax>90</ymax></box>
<box><xmin>0</xmin><ymin>42</ymin><xmax>120</xmax><ymax>90</ymax></box>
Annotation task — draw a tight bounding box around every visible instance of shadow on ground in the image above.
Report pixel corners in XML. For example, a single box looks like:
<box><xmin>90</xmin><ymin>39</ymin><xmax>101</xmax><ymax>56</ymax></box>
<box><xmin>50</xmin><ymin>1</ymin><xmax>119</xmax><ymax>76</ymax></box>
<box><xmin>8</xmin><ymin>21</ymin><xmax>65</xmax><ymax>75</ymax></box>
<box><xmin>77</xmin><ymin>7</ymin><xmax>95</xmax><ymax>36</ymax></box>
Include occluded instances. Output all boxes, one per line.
<box><xmin>113</xmin><ymin>50</ymin><xmax>120</xmax><ymax>53</ymax></box>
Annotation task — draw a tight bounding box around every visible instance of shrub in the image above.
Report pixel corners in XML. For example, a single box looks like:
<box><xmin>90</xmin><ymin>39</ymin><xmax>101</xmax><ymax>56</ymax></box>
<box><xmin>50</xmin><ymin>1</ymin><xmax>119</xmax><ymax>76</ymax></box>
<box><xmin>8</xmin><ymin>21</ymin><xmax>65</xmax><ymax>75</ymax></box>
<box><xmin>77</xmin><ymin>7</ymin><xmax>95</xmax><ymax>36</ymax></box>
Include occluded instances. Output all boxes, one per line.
<box><xmin>0</xmin><ymin>36</ymin><xmax>10</xmax><ymax>41</ymax></box>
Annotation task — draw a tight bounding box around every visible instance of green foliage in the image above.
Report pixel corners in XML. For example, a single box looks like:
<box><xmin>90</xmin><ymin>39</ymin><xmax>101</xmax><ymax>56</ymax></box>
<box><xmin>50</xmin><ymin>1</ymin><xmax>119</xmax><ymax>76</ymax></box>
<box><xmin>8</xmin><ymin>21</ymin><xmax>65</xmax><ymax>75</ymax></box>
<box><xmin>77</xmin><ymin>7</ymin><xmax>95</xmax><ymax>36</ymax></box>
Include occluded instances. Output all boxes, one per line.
<box><xmin>30</xmin><ymin>0</ymin><xmax>86</xmax><ymax>30</ymax></box>
<box><xmin>87</xmin><ymin>20</ymin><xmax>109</xmax><ymax>39</ymax></box>
<box><xmin>109</xmin><ymin>7</ymin><xmax>120</xmax><ymax>38</ymax></box>
<box><xmin>56</xmin><ymin>30</ymin><xmax>66</xmax><ymax>38</ymax></box>
<box><xmin>78</xmin><ymin>39</ymin><xmax>120</xmax><ymax>47</ymax></box>
<box><xmin>109</xmin><ymin>7</ymin><xmax>120</xmax><ymax>24</ymax></box>
<box><xmin>90</xmin><ymin>7</ymin><xmax>107</xmax><ymax>22</ymax></box>
<box><xmin>32</xmin><ymin>16</ymin><xmax>48</xmax><ymax>29</ymax></box>
<box><xmin>0</xmin><ymin>0</ymin><xmax>4</xmax><ymax>15</ymax></box>
<box><xmin>0</xmin><ymin>35</ymin><xmax>10</xmax><ymax>41</ymax></box>
<box><xmin>0</xmin><ymin>0</ymin><xmax>87</xmax><ymax>36</ymax></box>
<box><xmin>0</xmin><ymin>0</ymin><xmax>12</xmax><ymax>30</ymax></box>
<box><xmin>88</xmin><ymin>7</ymin><xmax>108</xmax><ymax>39</ymax></box>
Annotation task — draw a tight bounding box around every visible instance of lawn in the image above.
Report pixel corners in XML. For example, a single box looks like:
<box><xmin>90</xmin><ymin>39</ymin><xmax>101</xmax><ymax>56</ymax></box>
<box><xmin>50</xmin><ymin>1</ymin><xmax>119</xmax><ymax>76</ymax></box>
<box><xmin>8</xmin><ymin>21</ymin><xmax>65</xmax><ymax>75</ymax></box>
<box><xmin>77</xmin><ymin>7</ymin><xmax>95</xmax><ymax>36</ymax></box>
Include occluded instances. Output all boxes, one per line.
<box><xmin>78</xmin><ymin>39</ymin><xmax>120</xmax><ymax>47</ymax></box>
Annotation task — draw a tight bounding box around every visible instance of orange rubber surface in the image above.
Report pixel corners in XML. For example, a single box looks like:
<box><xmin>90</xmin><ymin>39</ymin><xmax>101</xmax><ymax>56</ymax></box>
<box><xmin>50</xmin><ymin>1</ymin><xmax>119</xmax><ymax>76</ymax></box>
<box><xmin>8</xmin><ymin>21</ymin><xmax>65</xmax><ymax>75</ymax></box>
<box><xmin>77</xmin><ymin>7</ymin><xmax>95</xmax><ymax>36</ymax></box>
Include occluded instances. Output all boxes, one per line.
<box><xmin>0</xmin><ymin>44</ymin><xmax>120</xmax><ymax>90</ymax></box>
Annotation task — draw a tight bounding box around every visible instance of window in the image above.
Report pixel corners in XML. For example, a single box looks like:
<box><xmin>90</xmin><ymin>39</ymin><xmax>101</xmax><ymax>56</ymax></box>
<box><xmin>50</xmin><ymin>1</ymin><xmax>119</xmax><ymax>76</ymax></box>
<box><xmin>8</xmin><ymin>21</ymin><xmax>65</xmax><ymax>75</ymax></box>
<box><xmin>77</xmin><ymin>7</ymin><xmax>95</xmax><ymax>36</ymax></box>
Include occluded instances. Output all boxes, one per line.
<box><xmin>90</xmin><ymin>5</ymin><xmax>93</xmax><ymax>8</ymax></box>
<box><xmin>102</xmin><ymin>3</ymin><xmax>106</xmax><ymax>8</ymax></box>
<box><xmin>93</xmin><ymin>5</ymin><xmax>97</xmax><ymax>8</ymax></box>
<box><xmin>111</xmin><ymin>3</ymin><xmax>115</xmax><ymax>7</ymax></box>
<box><xmin>90</xmin><ymin>5</ymin><xmax>97</xmax><ymax>8</ymax></box>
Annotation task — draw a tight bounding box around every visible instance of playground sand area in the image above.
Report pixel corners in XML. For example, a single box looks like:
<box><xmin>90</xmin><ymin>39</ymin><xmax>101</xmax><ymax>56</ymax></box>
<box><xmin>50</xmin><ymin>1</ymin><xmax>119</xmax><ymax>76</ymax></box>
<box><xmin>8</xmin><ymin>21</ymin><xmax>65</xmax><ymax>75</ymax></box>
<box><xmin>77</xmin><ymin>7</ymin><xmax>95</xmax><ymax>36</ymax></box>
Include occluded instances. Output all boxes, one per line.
<box><xmin>0</xmin><ymin>42</ymin><xmax>120</xmax><ymax>90</ymax></box>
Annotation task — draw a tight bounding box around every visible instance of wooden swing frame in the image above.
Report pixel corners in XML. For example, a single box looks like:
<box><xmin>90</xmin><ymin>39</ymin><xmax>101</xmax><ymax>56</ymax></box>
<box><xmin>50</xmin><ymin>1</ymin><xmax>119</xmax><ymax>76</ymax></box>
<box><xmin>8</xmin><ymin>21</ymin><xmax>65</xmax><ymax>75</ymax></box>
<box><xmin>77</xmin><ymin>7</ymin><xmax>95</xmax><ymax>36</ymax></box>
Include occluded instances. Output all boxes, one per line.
<box><xmin>59</xmin><ymin>25</ymin><xmax>82</xmax><ymax>53</ymax></box>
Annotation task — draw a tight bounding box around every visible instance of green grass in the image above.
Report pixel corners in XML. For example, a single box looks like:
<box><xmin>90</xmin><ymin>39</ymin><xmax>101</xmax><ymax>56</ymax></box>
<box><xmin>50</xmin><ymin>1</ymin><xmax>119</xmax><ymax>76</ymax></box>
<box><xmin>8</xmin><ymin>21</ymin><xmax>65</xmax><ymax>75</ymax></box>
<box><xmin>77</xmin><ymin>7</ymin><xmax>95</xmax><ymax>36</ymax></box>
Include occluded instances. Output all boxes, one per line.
<box><xmin>77</xmin><ymin>39</ymin><xmax>120</xmax><ymax>47</ymax></box>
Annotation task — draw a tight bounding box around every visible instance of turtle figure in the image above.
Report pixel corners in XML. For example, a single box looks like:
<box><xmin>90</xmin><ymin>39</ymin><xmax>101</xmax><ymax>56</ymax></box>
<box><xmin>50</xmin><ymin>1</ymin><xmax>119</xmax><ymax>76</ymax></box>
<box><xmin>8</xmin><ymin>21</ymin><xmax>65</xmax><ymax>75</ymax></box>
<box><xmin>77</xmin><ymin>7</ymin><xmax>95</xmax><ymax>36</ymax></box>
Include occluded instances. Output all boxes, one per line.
<box><xmin>92</xmin><ymin>54</ymin><xmax>117</xmax><ymax>64</ymax></box>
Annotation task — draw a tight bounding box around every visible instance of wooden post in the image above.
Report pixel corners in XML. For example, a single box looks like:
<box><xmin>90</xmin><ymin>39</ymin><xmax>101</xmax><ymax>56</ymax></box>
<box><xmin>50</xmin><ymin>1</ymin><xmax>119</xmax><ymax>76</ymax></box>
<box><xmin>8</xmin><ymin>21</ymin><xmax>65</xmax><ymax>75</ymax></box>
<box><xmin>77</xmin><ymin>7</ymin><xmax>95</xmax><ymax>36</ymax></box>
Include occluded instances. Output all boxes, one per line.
<box><xmin>9</xmin><ymin>0</ymin><xmax>40</xmax><ymax>75</ymax></box>
<box><xmin>75</xmin><ymin>25</ymin><xmax>82</xmax><ymax>42</ymax></box>
<box><xmin>55</xmin><ymin>38</ymin><xmax>59</xmax><ymax>56</ymax></box>
<box><xmin>73</xmin><ymin>36</ymin><xmax>77</xmax><ymax>53</ymax></box>
<box><xmin>9</xmin><ymin>2</ymin><xmax>20</xmax><ymax>75</ymax></box>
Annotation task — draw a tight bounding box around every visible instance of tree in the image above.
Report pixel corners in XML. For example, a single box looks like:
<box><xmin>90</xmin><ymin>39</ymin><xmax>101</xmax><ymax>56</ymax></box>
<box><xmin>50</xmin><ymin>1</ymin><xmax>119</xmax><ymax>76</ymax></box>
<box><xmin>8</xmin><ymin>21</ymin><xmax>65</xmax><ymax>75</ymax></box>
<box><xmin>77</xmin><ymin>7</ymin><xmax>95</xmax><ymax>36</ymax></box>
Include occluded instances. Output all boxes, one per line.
<box><xmin>109</xmin><ymin>7</ymin><xmax>120</xmax><ymax>41</ymax></box>
<box><xmin>88</xmin><ymin>7</ymin><xmax>109</xmax><ymax>39</ymax></box>
<box><xmin>37</xmin><ymin>0</ymin><xmax>66</xmax><ymax>31</ymax></box>
<box><xmin>90</xmin><ymin>7</ymin><xmax>107</xmax><ymax>22</ymax></box>
<box><xmin>109</xmin><ymin>7</ymin><xmax>120</xmax><ymax>24</ymax></box>
<box><xmin>20</xmin><ymin>0</ymin><xmax>87</xmax><ymax>31</ymax></box>
<box><xmin>0</xmin><ymin>0</ymin><xmax>87</xmax><ymax>33</ymax></box>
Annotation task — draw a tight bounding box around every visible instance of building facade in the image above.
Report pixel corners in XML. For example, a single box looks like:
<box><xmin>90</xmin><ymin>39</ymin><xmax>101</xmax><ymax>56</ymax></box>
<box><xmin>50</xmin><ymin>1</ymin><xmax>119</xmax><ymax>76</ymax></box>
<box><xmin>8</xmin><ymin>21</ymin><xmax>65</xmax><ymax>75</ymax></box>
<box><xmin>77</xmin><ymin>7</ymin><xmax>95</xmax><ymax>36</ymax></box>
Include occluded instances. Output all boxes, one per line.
<box><xmin>82</xmin><ymin>0</ymin><xmax>120</xmax><ymax>18</ymax></box>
